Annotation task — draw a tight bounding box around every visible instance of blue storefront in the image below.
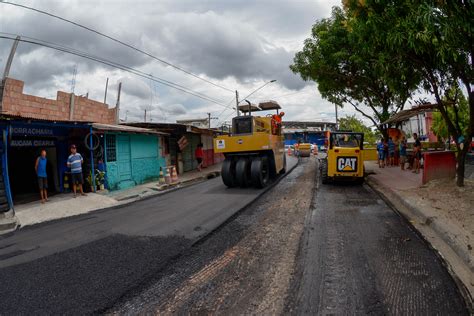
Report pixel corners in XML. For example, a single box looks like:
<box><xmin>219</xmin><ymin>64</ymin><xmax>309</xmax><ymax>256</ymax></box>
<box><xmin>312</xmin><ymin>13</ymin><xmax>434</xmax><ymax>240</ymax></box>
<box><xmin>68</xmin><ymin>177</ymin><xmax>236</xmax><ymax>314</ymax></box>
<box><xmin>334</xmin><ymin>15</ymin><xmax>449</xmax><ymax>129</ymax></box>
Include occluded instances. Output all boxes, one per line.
<box><xmin>0</xmin><ymin>117</ymin><xmax>92</xmax><ymax>210</ymax></box>
<box><xmin>0</xmin><ymin>118</ymin><xmax>168</xmax><ymax>213</ymax></box>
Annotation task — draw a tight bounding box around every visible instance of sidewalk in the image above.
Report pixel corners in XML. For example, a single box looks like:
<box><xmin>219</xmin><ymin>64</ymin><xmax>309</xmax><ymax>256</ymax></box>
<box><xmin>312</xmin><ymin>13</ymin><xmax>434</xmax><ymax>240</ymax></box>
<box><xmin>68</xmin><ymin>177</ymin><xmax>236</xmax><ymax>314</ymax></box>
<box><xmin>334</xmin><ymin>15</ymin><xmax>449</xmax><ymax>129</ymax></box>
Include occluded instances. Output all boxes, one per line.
<box><xmin>365</xmin><ymin>161</ymin><xmax>474</xmax><ymax>304</ymax></box>
<box><xmin>9</xmin><ymin>163</ymin><xmax>222</xmax><ymax>229</ymax></box>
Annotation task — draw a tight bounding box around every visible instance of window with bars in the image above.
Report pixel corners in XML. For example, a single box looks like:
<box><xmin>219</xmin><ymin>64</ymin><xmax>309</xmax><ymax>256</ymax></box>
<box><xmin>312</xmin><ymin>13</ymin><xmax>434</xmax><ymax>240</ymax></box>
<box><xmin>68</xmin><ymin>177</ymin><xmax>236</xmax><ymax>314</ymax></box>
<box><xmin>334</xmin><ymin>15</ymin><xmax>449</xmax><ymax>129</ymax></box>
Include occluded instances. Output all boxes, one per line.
<box><xmin>106</xmin><ymin>135</ymin><xmax>116</xmax><ymax>162</ymax></box>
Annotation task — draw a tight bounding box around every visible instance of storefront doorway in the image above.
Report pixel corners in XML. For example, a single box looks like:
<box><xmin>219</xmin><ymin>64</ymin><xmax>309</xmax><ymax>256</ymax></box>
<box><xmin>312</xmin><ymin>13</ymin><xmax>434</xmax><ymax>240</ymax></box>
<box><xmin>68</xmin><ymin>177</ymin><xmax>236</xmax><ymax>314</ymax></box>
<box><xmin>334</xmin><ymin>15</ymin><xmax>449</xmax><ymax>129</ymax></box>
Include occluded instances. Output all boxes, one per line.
<box><xmin>8</xmin><ymin>145</ymin><xmax>57</xmax><ymax>203</ymax></box>
<box><xmin>6</xmin><ymin>121</ymin><xmax>90</xmax><ymax>204</ymax></box>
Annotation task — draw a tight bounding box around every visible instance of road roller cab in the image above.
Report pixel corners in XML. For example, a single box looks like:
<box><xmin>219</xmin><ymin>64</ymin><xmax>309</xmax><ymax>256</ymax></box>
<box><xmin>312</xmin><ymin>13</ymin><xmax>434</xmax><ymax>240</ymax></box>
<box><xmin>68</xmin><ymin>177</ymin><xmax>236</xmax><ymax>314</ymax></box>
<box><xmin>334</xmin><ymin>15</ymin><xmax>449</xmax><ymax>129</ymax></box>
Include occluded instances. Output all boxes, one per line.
<box><xmin>214</xmin><ymin>101</ymin><xmax>286</xmax><ymax>188</ymax></box>
<box><xmin>320</xmin><ymin>131</ymin><xmax>365</xmax><ymax>184</ymax></box>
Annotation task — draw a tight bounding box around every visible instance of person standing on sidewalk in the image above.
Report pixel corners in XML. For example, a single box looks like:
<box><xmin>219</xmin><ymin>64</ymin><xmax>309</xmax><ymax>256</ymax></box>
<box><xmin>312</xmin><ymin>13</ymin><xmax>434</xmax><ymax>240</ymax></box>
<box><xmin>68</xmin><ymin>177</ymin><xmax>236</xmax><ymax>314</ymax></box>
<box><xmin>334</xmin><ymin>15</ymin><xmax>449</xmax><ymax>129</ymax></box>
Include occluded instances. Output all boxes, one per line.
<box><xmin>413</xmin><ymin>133</ymin><xmax>422</xmax><ymax>174</ymax></box>
<box><xmin>383</xmin><ymin>138</ymin><xmax>389</xmax><ymax>167</ymax></box>
<box><xmin>377</xmin><ymin>137</ymin><xmax>385</xmax><ymax>168</ymax></box>
<box><xmin>67</xmin><ymin>145</ymin><xmax>87</xmax><ymax>197</ymax></box>
<box><xmin>195</xmin><ymin>143</ymin><xmax>204</xmax><ymax>172</ymax></box>
<box><xmin>388</xmin><ymin>137</ymin><xmax>395</xmax><ymax>167</ymax></box>
<box><xmin>35</xmin><ymin>149</ymin><xmax>48</xmax><ymax>204</ymax></box>
<box><xmin>399</xmin><ymin>136</ymin><xmax>407</xmax><ymax>170</ymax></box>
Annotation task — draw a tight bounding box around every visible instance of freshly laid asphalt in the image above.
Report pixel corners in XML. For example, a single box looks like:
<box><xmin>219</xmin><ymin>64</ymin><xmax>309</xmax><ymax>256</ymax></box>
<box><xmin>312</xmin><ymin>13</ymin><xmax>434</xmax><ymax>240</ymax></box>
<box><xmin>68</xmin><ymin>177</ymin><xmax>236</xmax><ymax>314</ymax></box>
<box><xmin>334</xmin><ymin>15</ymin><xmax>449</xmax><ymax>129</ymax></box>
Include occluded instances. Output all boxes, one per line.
<box><xmin>0</xmin><ymin>155</ymin><xmax>468</xmax><ymax>315</ymax></box>
<box><xmin>0</xmin><ymin>157</ymin><xmax>297</xmax><ymax>314</ymax></box>
<box><xmin>285</xmin><ymin>171</ymin><xmax>468</xmax><ymax>315</ymax></box>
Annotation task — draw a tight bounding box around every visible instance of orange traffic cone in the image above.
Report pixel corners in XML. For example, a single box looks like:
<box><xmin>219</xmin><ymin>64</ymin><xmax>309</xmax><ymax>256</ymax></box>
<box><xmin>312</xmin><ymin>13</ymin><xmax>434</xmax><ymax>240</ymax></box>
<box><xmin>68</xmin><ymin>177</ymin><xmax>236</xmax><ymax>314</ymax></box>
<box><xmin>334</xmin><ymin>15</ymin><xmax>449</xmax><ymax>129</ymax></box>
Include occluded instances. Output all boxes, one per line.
<box><xmin>165</xmin><ymin>167</ymin><xmax>172</xmax><ymax>184</ymax></box>
<box><xmin>287</xmin><ymin>147</ymin><xmax>292</xmax><ymax>156</ymax></box>
<box><xmin>171</xmin><ymin>166</ymin><xmax>179</xmax><ymax>183</ymax></box>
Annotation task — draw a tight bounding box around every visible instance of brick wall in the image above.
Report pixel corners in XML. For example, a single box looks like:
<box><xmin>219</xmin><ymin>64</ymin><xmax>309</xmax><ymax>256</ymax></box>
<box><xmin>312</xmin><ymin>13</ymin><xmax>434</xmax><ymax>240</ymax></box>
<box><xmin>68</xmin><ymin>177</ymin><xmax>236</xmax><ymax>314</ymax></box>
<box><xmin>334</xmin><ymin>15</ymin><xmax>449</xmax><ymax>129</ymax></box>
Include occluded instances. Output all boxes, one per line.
<box><xmin>1</xmin><ymin>78</ymin><xmax>116</xmax><ymax>124</ymax></box>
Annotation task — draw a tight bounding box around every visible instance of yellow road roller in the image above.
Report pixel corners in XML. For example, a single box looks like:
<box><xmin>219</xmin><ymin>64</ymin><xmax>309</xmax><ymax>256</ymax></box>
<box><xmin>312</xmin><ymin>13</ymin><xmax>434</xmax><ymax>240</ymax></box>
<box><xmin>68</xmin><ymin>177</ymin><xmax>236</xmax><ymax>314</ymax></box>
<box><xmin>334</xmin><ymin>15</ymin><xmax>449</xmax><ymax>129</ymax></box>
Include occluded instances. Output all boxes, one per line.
<box><xmin>214</xmin><ymin>101</ymin><xmax>286</xmax><ymax>188</ymax></box>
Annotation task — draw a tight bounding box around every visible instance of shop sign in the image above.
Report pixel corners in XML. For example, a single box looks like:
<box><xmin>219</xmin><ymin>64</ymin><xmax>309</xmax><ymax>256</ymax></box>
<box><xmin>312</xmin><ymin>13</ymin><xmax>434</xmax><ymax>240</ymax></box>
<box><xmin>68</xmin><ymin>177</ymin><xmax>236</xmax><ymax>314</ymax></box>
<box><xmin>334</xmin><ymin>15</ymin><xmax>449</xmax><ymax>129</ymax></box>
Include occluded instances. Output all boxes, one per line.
<box><xmin>10</xmin><ymin>139</ymin><xmax>56</xmax><ymax>147</ymax></box>
<box><xmin>11</xmin><ymin>127</ymin><xmax>54</xmax><ymax>137</ymax></box>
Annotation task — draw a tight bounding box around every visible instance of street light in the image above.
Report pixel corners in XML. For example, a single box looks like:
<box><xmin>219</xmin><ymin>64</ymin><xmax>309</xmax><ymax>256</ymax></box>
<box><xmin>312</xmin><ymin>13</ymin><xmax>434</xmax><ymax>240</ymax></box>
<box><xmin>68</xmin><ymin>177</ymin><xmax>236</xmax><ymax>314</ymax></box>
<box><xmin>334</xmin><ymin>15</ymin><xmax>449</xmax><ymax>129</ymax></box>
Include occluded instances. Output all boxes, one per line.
<box><xmin>236</xmin><ymin>79</ymin><xmax>277</xmax><ymax>116</ymax></box>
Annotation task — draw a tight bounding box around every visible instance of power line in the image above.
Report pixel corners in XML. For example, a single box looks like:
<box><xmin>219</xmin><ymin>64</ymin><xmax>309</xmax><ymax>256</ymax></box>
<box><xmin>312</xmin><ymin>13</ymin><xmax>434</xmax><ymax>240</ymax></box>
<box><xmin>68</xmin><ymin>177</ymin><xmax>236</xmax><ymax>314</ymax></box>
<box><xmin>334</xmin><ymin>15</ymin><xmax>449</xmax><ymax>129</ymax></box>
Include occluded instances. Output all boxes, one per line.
<box><xmin>271</xmin><ymin>89</ymin><xmax>311</xmax><ymax>99</ymax></box>
<box><xmin>0</xmin><ymin>1</ymin><xmax>234</xmax><ymax>93</ymax></box>
<box><xmin>0</xmin><ymin>34</ymin><xmax>230</xmax><ymax>108</ymax></box>
<box><xmin>215</xmin><ymin>80</ymin><xmax>276</xmax><ymax>126</ymax></box>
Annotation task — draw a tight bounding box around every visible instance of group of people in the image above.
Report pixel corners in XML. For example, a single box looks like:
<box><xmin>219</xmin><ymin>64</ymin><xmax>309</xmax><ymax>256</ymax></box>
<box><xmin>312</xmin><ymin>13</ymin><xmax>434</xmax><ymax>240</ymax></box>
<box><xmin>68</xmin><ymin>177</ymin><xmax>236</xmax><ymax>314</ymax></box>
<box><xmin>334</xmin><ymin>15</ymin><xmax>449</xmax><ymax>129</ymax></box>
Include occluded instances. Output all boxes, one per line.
<box><xmin>376</xmin><ymin>132</ymin><xmax>422</xmax><ymax>174</ymax></box>
<box><xmin>35</xmin><ymin>144</ymin><xmax>87</xmax><ymax>204</ymax></box>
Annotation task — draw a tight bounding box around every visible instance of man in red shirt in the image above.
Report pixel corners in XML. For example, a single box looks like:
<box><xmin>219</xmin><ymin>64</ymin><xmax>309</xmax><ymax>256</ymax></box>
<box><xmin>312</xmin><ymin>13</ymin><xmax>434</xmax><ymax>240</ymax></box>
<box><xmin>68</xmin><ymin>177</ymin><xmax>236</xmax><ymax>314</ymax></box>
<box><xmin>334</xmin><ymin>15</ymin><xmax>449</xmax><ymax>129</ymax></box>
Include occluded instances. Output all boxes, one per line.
<box><xmin>195</xmin><ymin>143</ymin><xmax>204</xmax><ymax>171</ymax></box>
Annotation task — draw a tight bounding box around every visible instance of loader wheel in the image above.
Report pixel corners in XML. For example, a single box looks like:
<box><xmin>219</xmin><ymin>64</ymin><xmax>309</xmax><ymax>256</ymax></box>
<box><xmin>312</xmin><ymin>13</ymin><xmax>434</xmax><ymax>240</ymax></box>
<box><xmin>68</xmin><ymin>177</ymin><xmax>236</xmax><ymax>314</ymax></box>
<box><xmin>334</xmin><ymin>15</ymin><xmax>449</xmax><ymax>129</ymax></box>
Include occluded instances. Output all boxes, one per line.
<box><xmin>236</xmin><ymin>158</ymin><xmax>252</xmax><ymax>187</ymax></box>
<box><xmin>222</xmin><ymin>158</ymin><xmax>236</xmax><ymax>187</ymax></box>
<box><xmin>280</xmin><ymin>154</ymin><xmax>287</xmax><ymax>174</ymax></box>
<box><xmin>251</xmin><ymin>156</ymin><xmax>270</xmax><ymax>188</ymax></box>
<box><xmin>321</xmin><ymin>159</ymin><xmax>329</xmax><ymax>184</ymax></box>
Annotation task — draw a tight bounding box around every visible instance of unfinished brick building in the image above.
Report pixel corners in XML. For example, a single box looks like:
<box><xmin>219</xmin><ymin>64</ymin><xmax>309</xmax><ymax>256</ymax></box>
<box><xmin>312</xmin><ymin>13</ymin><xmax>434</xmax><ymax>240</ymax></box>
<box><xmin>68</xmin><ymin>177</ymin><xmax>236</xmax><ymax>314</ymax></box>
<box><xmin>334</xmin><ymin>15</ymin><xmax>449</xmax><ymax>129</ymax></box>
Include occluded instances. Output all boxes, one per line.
<box><xmin>0</xmin><ymin>78</ymin><xmax>116</xmax><ymax>123</ymax></box>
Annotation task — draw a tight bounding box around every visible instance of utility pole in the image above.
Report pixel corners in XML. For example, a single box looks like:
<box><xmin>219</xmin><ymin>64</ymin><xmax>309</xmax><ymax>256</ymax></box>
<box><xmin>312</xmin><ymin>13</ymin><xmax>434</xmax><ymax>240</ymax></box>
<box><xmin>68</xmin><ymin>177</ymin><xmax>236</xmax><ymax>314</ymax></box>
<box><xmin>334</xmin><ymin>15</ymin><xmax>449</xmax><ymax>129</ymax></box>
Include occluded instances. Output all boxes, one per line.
<box><xmin>144</xmin><ymin>109</ymin><xmax>147</xmax><ymax>122</ymax></box>
<box><xmin>103</xmin><ymin>77</ymin><xmax>109</xmax><ymax>104</ymax></box>
<box><xmin>1</xmin><ymin>36</ymin><xmax>20</xmax><ymax>110</ymax></box>
<box><xmin>115</xmin><ymin>82</ymin><xmax>122</xmax><ymax>124</ymax></box>
<box><xmin>2</xmin><ymin>36</ymin><xmax>20</xmax><ymax>80</ymax></box>
<box><xmin>335</xmin><ymin>103</ymin><xmax>339</xmax><ymax>129</ymax></box>
<box><xmin>70</xmin><ymin>65</ymin><xmax>77</xmax><ymax>93</ymax></box>
<box><xmin>235</xmin><ymin>90</ymin><xmax>240</xmax><ymax>117</ymax></box>
<box><xmin>207</xmin><ymin>112</ymin><xmax>218</xmax><ymax>129</ymax></box>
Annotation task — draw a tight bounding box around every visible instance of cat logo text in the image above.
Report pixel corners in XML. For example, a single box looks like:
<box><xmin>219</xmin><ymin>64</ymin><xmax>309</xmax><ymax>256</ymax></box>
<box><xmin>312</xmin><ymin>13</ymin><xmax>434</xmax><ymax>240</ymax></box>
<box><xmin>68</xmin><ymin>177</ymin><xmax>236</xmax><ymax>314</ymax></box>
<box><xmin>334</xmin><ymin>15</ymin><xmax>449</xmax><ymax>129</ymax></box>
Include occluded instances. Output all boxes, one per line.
<box><xmin>337</xmin><ymin>157</ymin><xmax>358</xmax><ymax>172</ymax></box>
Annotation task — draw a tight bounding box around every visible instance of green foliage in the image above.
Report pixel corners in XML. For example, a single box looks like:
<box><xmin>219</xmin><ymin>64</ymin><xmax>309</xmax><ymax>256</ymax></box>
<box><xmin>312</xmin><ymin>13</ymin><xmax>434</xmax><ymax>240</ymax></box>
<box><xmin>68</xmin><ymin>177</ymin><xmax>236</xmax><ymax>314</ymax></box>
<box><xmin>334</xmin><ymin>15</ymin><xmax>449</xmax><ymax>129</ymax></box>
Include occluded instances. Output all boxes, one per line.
<box><xmin>431</xmin><ymin>87</ymin><xmax>469</xmax><ymax>141</ymax></box>
<box><xmin>290</xmin><ymin>6</ymin><xmax>419</xmax><ymax>132</ymax></box>
<box><xmin>343</xmin><ymin>0</ymin><xmax>473</xmax><ymax>185</ymax></box>
<box><xmin>338</xmin><ymin>115</ymin><xmax>379</xmax><ymax>145</ymax></box>
<box><xmin>95</xmin><ymin>169</ymin><xmax>106</xmax><ymax>185</ymax></box>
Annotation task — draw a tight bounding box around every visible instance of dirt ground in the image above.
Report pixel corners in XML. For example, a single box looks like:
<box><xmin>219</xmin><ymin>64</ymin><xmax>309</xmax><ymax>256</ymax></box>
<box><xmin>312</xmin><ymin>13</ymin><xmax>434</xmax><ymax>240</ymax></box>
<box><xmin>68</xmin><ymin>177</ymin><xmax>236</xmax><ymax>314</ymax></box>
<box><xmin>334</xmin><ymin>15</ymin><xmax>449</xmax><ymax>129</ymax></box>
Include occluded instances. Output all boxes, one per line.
<box><xmin>401</xmin><ymin>178</ymin><xmax>474</xmax><ymax>255</ymax></box>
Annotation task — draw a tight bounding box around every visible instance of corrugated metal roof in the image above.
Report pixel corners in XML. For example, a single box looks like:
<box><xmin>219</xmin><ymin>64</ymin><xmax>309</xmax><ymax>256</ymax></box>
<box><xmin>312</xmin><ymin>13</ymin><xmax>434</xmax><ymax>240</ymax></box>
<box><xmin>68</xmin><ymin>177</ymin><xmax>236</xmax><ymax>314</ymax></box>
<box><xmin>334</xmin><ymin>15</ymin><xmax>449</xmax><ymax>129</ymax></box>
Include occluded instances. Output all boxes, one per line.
<box><xmin>123</xmin><ymin>122</ymin><xmax>216</xmax><ymax>135</ymax></box>
<box><xmin>0</xmin><ymin>112</ymin><xmax>91</xmax><ymax>124</ymax></box>
<box><xmin>383</xmin><ymin>104</ymin><xmax>435</xmax><ymax>125</ymax></box>
<box><xmin>92</xmin><ymin>123</ymin><xmax>168</xmax><ymax>135</ymax></box>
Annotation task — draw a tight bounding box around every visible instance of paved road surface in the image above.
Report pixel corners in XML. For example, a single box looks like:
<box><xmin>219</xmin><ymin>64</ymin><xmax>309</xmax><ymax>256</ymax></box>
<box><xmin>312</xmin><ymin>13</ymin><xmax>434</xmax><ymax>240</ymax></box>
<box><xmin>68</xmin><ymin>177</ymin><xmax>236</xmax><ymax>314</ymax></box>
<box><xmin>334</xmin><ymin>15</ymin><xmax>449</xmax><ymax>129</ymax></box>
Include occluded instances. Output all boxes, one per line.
<box><xmin>0</xmin><ymin>157</ymin><xmax>297</xmax><ymax>314</ymax></box>
<box><xmin>112</xmin><ymin>158</ymin><xmax>468</xmax><ymax>315</ymax></box>
<box><xmin>285</xmin><ymin>167</ymin><xmax>467</xmax><ymax>314</ymax></box>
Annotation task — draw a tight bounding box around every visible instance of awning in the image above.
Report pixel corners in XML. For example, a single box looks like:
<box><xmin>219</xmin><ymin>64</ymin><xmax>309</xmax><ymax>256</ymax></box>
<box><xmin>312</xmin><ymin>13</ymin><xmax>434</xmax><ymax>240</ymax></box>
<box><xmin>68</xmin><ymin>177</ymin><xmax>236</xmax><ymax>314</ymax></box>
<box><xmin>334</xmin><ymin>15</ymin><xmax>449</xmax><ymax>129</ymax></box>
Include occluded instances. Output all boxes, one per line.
<box><xmin>238</xmin><ymin>104</ymin><xmax>260</xmax><ymax>113</ymax></box>
<box><xmin>382</xmin><ymin>104</ymin><xmax>436</xmax><ymax>125</ymax></box>
<box><xmin>92</xmin><ymin>123</ymin><xmax>168</xmax><ymax>135</ymax></box>
<box><xmin>258</xmin><ymin>100</ymin><xmax>281</xmax><ymax>111</ymax></box>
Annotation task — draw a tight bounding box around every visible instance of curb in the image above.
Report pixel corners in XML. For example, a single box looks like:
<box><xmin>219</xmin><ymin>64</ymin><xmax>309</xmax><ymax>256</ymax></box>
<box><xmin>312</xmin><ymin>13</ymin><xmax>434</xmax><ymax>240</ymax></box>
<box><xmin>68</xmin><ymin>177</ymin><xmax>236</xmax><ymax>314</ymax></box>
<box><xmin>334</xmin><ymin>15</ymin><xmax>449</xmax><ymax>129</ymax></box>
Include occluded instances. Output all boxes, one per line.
<box><xmin>0</xmin><ymin>210</ymin><xmax>19</xmax><ymax>236</ymax></box>
<box><xmin>113</xmin><ymin>170</ymin><xmax>221</xmax><ymax>203</ymax></box>
<box><xmin>366</xmin><ymin>174</ymin><xmax>474</xmax><ymax>310</ymax></box>
<box><xmin>7</xmin><ymin>170</ymin><xmax>223</xmax><ymax>233</ymax></box>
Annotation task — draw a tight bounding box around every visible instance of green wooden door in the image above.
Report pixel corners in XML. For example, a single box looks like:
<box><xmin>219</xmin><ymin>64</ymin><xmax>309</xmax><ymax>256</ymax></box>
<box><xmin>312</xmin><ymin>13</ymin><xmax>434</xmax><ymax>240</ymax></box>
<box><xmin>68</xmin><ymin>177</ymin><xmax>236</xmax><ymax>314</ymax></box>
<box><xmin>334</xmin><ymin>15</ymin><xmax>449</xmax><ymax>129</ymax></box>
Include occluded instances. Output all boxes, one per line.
<box><xmin>117</xmin><ymin>135</ymin><xmax>132</xmax><ymax>181</ymax></box>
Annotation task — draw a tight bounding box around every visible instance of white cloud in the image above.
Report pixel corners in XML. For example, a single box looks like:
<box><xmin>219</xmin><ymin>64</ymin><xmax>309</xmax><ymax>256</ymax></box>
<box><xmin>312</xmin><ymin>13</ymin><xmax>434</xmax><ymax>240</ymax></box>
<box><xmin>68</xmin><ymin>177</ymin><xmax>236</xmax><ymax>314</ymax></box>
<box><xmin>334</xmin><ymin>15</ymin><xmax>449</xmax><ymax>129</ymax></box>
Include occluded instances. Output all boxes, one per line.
<box><xmin>0</xmin><ymin>0</ymin><xmax>346</xmax><ymax>125</ymax></box>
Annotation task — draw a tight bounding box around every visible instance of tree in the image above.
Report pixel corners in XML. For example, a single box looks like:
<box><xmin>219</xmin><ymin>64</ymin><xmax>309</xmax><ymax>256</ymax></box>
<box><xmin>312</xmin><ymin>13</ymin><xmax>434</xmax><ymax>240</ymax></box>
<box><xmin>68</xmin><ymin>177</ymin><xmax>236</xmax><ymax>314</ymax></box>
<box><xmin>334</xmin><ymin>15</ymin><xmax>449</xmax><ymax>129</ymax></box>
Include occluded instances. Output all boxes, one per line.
<box><xmin>290</xmin><ymin>7</ymin><xmax>419</xmax><ymax>136</ymax></box>
<box><xmin>431</xmin><ymin>86</ymin><xmax>469</xmax><ymax>142</ymax></box>
<box><xmin>344</xmin><ymin>0</ymin><xmax>473</xmax><ymax>186</ymax></box>
<box><xmin>338</xmin><ymin>115</ymin><xmax>379</xmax><ymax>145</ymax></box>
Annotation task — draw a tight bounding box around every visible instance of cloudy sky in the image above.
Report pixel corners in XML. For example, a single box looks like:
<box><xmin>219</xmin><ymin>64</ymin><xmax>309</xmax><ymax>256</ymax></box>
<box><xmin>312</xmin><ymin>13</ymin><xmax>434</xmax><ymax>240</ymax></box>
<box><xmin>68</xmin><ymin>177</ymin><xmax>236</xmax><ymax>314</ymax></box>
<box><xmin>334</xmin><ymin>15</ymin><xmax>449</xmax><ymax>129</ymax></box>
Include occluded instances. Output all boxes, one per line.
<box><xmin>0</xmin><ymin>0</ymin><xmax>366</xmax><ymax>126</ymax></box>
